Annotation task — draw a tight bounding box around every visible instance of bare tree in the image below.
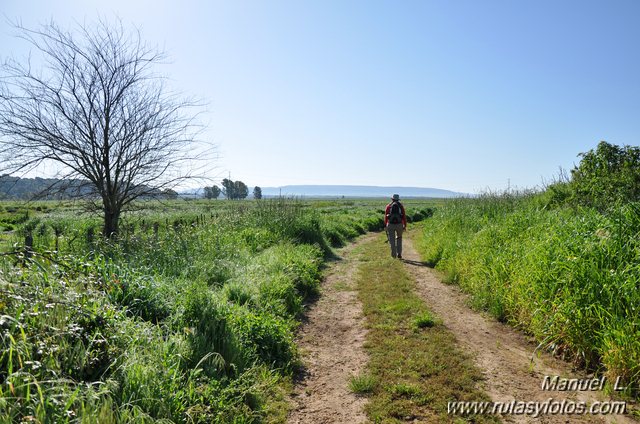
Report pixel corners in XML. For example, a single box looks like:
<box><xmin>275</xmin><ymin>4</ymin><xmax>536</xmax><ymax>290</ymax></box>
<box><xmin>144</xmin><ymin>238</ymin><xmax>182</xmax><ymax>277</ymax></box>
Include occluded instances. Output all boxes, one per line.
<box><xmin>0</xmin><ymin>19</ymin><xmax>206</xmax><ymax>237</ymax></box>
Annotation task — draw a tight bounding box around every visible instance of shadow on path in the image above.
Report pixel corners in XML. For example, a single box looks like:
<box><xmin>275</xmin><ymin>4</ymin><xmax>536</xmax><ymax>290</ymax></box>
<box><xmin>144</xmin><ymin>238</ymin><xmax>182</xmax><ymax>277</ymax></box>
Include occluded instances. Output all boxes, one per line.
<box><xmin>401</xmin><ymin>258</ymin><xmax>435</xmax><ymax>268</ymax></box>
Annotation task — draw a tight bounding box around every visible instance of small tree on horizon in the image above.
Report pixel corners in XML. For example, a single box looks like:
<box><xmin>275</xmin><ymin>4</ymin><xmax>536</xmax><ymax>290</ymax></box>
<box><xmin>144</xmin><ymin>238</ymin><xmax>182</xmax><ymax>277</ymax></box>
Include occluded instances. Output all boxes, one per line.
<box><xmin>204</xmin><ymin>185</ymin><xmax>221</xmax><ymax>199</ymax></box>
<box><xmin>221</xmin><ymin>178</ymin><xmax>248</xmax><ymax>199</ymax></box>
<box><xmin>235</xmin><ymin>181</ymin><xmax>249</xmax><ymax>199</ymax></box>
<box><xmin>253</xmin><ymin>186</ymin><xmax>262</xmax><ymax>200</ymax></box>
<box><xmin>221</xmin><ymin>178</ymin><xmax>235</xmax><ymax>199</ymax></box>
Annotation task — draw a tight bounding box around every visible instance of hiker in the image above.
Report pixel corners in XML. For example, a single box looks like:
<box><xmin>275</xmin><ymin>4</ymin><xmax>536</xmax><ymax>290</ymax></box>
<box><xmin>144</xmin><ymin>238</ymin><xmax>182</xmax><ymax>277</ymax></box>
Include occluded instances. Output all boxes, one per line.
<box><xmin>384</xmin><ymin>194</ymin><xmax>406</xmax><ymax>259</ymax></box>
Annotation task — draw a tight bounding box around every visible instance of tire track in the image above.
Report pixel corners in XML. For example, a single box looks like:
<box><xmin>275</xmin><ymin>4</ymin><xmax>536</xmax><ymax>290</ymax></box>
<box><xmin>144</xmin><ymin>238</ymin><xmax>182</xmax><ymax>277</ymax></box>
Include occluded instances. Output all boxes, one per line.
<box><xmin>288</xmin><ymin>234</ymin><xmax>375</xmax><ymax>424</ymax></box>
<box><xmin>402</xmin><ymin>234</ymin><xmax>635</xmax><ymax>424</ymax></box>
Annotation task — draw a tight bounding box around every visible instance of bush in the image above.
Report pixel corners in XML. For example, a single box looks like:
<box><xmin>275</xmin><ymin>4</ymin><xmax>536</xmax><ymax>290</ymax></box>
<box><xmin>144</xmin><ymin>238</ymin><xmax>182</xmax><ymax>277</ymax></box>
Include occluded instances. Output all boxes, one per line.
<box><xmin>570</xmin><ymin>141</ymin><xmax>640</xmax><ymax>209</ymax></box>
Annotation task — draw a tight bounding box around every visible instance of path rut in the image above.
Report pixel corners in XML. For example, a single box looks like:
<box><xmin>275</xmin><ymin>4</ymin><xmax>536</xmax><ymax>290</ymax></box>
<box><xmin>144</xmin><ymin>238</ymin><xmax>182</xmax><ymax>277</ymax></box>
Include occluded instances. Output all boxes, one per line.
<box><xmin>287</xmin><ymin>234</ymin><xmax>375</xmax><ymax>424</ymax></box>
<box><xmin>402</xmin><ymin>234</ymin><xmax>635</xmax><ymax>424</ymax></box>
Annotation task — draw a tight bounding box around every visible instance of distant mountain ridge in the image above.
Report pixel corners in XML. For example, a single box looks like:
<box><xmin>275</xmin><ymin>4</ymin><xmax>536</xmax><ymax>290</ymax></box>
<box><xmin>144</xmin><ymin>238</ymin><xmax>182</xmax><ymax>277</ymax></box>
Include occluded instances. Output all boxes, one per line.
<box><xmin>0</xmin><ymin>176</ymin><xmax>464</xmax><ymax>199</ymax></box>
<box><xmin>260</xmin><ymin>185</ymin><xmax>465</xmax><ymax>198</ymax></box>
<box><xmin>0</xmin><ymin>175</ymin><xmax>93</xmax><ymax>199</ymax></box>
<box><xmin>0</xmin><ymin>175</ymin><xmax>176</xmax><ymax>200</ymax></box>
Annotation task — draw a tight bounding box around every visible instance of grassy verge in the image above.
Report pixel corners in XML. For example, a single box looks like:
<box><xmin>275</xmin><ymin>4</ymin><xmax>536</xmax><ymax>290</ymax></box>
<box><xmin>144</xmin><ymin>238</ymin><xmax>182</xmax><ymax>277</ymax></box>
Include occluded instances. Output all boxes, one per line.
<box><xmin>0</xmin><ymin>199</ymin><xmax>393</xmax><ymax>423</ymax></box>
<box><xmin>415</xmin><ymin>195</ymin><xmax>640</xmax><ymax>399</ymax></box>
<box><xmin>353</xmin><ymin>232</ymin><xmax>499</xmax><ymax>423</ymax></box>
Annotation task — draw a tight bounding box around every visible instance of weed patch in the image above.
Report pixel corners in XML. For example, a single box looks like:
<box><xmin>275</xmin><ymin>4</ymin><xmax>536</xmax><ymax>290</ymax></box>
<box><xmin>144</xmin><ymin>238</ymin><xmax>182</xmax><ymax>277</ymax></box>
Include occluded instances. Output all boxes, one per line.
<box><xmin>349</xmin><ymin>373</ymin><xmax>378</xmax><ymax>394</ymax></box>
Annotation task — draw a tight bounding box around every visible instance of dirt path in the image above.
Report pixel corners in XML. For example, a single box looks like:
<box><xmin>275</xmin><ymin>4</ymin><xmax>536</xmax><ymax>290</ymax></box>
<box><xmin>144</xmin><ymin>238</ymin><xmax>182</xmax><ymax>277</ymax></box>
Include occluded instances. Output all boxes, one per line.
<box><xmin>287</xmin><ymin>234</ymin><xmax>375</xmax><ymax>424</ymax></box>
<box><xmin>401</xmin><ymin>234</ymin><xmax>635</xmax><ymax>424</ymax></box>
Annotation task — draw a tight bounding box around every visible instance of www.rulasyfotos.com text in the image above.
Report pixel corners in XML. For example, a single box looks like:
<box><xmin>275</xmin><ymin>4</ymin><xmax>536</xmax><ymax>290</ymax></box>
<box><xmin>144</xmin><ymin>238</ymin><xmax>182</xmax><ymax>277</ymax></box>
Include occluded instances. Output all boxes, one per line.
<box><xmin>447</xmin><ymin>375</ymin><xmax>628</xmax><ymax>417</ymax></box>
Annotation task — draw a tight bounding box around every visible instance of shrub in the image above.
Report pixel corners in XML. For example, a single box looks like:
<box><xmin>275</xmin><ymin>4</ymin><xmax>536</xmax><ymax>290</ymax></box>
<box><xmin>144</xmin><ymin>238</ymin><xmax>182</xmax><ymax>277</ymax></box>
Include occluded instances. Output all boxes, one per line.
<box><xmin>542</xmin><ymin>181</ymin><xmax>572</xmax><ymax>208</ymax></box>
<box><xmin>570</xmin><ymin>141</ymin><xmax>640</xmax><ymax>209</ymax></box>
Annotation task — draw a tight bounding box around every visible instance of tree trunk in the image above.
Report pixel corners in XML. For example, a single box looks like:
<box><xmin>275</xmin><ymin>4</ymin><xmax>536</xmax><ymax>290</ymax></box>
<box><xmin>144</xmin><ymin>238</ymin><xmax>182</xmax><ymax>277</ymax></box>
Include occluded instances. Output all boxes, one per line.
<box><xmin>103</xmin><ymin>207</ymin><xmax>120</xmax><ymax>238</ymax></box>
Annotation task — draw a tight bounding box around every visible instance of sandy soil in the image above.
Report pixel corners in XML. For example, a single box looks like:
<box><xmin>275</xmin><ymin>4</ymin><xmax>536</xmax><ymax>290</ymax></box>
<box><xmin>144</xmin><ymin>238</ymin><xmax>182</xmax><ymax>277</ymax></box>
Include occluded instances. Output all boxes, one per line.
<box><xmin>402</xmin><ymin>235</ymin><xmax>636</xmax><ymax>424</ymax></box>
<box><xmin>287</xmin><ymin>233</ymin><xmax>376</xmax><ymax>424</ymax></box>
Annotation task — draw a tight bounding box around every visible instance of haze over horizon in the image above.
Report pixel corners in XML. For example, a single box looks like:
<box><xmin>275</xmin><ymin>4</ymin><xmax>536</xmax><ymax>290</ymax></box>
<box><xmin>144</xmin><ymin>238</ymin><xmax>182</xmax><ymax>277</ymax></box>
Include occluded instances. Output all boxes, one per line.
<box><xmin>2</xmin><ymin>1</ymin><xmax>639</xmax><ymax>194</ymax></box>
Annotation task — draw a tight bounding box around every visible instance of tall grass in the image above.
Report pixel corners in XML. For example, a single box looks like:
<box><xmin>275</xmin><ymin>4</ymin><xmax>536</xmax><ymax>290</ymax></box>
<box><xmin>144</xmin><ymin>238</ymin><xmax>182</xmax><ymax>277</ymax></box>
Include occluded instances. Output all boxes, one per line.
<box><xmin>418</xmin><ymin>194</ymin><xmax>640</xmax><ymax>396</ymax></box>
<box><xmin>0</xmin><ymin>198</ymin><xmax>399</xmax><ymax>422</ymax></box>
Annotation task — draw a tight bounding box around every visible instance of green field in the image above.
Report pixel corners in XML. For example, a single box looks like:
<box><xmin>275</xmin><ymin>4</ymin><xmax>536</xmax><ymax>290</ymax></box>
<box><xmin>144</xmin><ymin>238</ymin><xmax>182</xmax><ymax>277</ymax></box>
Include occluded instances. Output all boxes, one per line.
<box><xmin>0</xmin><ymin>198</ymin><xmax>434</xmax><ymax>423</ymax></box>
<box><xmin>2</xmin><ymin>141</ymin><xmax>639</xmax><ymax>422</ymax></box>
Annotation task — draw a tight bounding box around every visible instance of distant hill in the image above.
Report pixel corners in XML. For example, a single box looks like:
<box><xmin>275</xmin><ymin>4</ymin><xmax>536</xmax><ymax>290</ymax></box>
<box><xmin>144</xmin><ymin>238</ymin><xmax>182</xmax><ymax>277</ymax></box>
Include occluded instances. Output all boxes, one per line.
<box><xmin>0</xmin><ymin>175</ymin><xmax>177</xmax><ymax>200</ymax></box>
<box><xmin>1</xmin><ymin>178</ymin><xmax>465</xmax><ymax>200</ymax></box>
<box><xmin>259</xmin><ymin>185</ymin><xmax>465</xmax><ymax>198</ymax></box>
<box><xmin>0</xmin><ymin>175</ymin><xmax>92</xmax><ymax>199</ymax></box>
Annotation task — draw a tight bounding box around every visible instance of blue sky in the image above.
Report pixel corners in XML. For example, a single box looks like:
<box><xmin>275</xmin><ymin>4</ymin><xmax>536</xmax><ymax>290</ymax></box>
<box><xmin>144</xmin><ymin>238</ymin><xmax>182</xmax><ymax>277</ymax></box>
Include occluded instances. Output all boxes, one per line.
<box><xmin>2</xmin><ymin>0</ymin><xmax>639</xmax><ymax>193</ymax></box>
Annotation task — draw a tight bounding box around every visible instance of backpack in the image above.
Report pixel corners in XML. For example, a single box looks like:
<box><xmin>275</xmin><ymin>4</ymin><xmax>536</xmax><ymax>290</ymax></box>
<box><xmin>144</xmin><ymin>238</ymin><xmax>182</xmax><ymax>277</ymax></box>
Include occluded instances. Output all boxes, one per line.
<box><xmin>388</xmin><ymin>201</ymin><xmax>403</xmax><ymax>224</ymax></box>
